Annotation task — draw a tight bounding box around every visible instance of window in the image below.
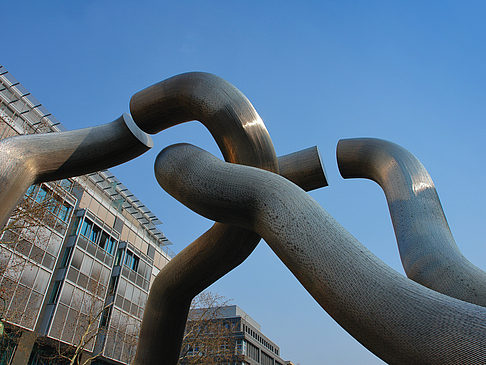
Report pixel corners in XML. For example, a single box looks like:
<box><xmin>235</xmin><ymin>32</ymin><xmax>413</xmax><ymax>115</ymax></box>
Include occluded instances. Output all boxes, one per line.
<box><xmin>246</xmin><ymin>340</ymin><xmax>259</xmax><ymax>362</ymax></box>
<box><xmin>26</xmin><ymin>185</ymin><xmax>36</xmax><ymax>196</ymax></box>
<box><xmin>80</xmin><ymin>218</ymin><xmax>93</xmax><ymax>238</ymax></box>
<box><xmin>90</xmin><ymin>224</ymin><xmax>101</xmax><ymax>243</ymax></box>
<box><xmin>105</xmin><ymin>236</ymin><xmax>116</xmax><ymax>255</ymax></box>
<box><xmin>261</xmin><ymin>351</ymin><xmax>274</xmax><ymax>365</ymax></box>
<box><xmin>124</xmin><ymin>250</ymin><xmax>139</xmax><ymax>272</ymax></box>
<box><xmin>57</xmin><ymin>202</ymin><xmax>72</xmax><ymax>222</ymax></box>
<box><xmin>100</xmin><ymin>232</ymin><xmax>117</xmax><ymax>255</ymax></box>
<box><xmin>35</xmin><ymin>186</ymin><xmax>49</xmax><ymax>203</ymax></box>
<box><xmin>59</xmin><ymin>179</ymin><xmax>73</xmax><ymax>192</ymax></box>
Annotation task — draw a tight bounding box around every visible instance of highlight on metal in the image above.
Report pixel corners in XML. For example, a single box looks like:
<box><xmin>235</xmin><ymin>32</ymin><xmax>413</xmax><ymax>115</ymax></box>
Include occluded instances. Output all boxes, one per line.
<box><xmin>155</xmin><ymin>143</ymin><xmax>486</xmax><ymax>365</ymax></box>
<box><xmin>337</xmin><ymin>138</ymin><xmax>486</xmax><ymax>307</ymax></box>
<box><xmin>129</xmin><ymin>72</ymin><xmax>327</xmax><ymax>364</ymax></box>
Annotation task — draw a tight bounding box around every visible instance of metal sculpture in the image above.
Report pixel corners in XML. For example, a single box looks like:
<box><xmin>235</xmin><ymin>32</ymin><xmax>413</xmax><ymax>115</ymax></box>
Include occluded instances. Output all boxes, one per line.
<box><xmin>337</xmin><ymin>138</ymin><xmax>486</xmax><ymax>307</ymax></box>
<box><xmin>155</xmin><ymin>143</ymin><xmax>486</xmax><ymax>364</ymax></box>
<box><xmin>2</xmin><ymin>71</ymin><xmax>485</xmax><ymax>364</ymax></box>
<box><xmin>0</xmin><ymin>113</ymin><xmax>152</xmax><ymax>228</ymax></box>
<box><xmin>129</xmin><ymin>72</ymin><xmax>327</xmax><ymax>364</ymax></box>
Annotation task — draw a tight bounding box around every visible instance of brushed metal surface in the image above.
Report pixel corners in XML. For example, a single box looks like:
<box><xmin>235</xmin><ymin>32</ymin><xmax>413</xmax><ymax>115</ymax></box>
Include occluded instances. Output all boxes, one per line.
<box><xmin>130</xmin><ymin>72</ymin><xmax>278</xmax><ymax>171</ymax></box>
<box><xmin>132</xmin><ymin>72</ymin><xmax>327</xmax><ymax>364</ymax></box>
<box><xmin>155</xmin><ymin>143</ymin><xmax>486</xmax><ymax>365</ymax></box>
<box><xmin>131</xmin><ymin>72</ymin><xmax>280</xmax><ymax>365</ymax></box>
<box><xmin>0</xmin><ymin>113</ymin><xmax>152</xmax><ymax>228</ymax></box>
<box><xmin>336</xmin><ymin>138</ymin><xmax>486</xmax><ymax>307</ymax></box>
<box><xmin>278</xmin><ymin>146</ymin><xmax>327</xmax><ymax>191</ymax></box>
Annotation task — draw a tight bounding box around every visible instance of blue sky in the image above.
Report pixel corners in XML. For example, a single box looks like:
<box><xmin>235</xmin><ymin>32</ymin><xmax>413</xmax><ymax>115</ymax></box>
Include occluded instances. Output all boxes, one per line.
<box><xmin>3</xmin><ymin>1</ymin><xmax>486</xmax><ymax>363</ymax></box>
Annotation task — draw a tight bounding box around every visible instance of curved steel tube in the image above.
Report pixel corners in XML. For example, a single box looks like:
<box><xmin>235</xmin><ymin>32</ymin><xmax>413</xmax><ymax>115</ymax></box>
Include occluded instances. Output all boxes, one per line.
<box><xmin>130</xmin><ymin>72</ymin><xmax>280</xmax><ymax>365</ymax></box>
<box><xmin>131</xmin><ymin>72</ymin><xmax>327</xmax><ymax>364</ymax></box>
<box><xmin>130</xmin><ymin>72</ymin><xmax>278</xmax><ymax>171</ymax></box>
<box><xmin>336</xmin><ymin>138</ymin><xmax>486</xmax><ymax>307</ymax></box>
<box><xmin>155</xmin><ymin>143</ymin><xmax>486</xmax><ymax>365</ymax></box>
<box><xmin>0</xmin><ymin>113</ymin><xmax>152</xmax><ymax>228</ymax></box>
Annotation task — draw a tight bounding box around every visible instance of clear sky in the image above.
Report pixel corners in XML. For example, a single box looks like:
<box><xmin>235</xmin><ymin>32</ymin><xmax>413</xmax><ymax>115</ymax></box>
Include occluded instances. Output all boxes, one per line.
<box><xmin>3</xmin><ymin>1</ymin><xmax>486</xmax><ymax>363</ymax></box>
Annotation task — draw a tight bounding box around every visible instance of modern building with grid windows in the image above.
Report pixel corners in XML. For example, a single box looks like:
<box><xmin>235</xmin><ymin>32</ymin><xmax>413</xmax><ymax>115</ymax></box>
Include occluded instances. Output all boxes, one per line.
<box><xmin>185</xmin><ymin>305</ymin><xmax>295</xmax><ymax>365</ymax></box>
<box><xmin>0</xmin><ymin>66</ymin><xmax>173</xmax><ymax>365</ymax></box>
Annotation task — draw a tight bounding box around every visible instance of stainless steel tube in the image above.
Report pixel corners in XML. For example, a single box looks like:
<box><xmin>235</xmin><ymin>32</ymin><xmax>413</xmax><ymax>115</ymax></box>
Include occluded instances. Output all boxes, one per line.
<box><xmin>0</xmin><ymin>113</ymin><xmax>152</xmax><ymax>228</ymax></box>
<box><xmin>278</xmin><ymin>146</ymin><xmax>327</xmax><ymax>191</ymax></box>
<box><xmin>130</xmin><ymin>72</ymin><xmax>279</xmax><ymax>364</ymax></box>
<box><xmin>337</xmin><ymin>138</ymin><xmax>486</xmax><ymax>307</ymax></box>
<box><xmin>131</xmin><ymin>72</ymin><xmax>328</xmax><ymax>364</ymax></box>
<box><xmin>130</xmin><ymin>72</ymin><xmax>278</xmax><ymax>171</ymax></box>
<box><xmin>155</xmin><ymin>143</ymin><xmax>486</xmax><ymax>365</ymax></box>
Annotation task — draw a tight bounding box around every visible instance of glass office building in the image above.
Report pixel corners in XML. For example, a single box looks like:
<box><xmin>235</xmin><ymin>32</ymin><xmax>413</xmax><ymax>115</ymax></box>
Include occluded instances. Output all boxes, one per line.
<box><xmin>0</xmin><ymin>65</ymin><xmax>172</xmax><ymax>364</ymax></box>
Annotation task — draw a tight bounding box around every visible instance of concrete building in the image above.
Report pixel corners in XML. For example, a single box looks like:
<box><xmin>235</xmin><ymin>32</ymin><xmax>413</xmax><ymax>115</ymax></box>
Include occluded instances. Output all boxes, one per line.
<box><xmin>0</xmin><ymin>65</ymin><xmax>172</xmax><ymax>364</ymax></box>
<box><xmin>186</xmin><ymin>305</ymin><xmax>294</xmax><ymax>365</ymax></box>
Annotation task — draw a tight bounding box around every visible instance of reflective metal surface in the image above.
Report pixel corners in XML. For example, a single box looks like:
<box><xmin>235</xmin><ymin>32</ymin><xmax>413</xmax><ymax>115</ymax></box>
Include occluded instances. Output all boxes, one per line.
<box><xmin>278</xmin><ymin>146</ymin><xmax>327</xmax><ymax>191</ymax></box>
<box><xmin>132</xmin><ymin>73</ymin><xmax>327</xmax><ymax>364</ymax></box>
<box><xmin>337</xmin><ymin>138</ymin><xmax>486</xmax><ymax>307</ymax></box>
<box><xmin>130</xmin><ymin>72</ymin><xmax>278</xmax><ymax>171</ymax></box>
<box><xmin>0</xmin><ymin>113</ymin><xmax>152</xmax><ymax>228</ymax></box>
<box><xmin>131</xmin><ymin>72</ymin><xmax>280</xmax><ymax>365</ymax></box>
<box><xmin>155</xmin><ymin>143</ymin><xmax>486</xmax><ymax>364</ymax></box>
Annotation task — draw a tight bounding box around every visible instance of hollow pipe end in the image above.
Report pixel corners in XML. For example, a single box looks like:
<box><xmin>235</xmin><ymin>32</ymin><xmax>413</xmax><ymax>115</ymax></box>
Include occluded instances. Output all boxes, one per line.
<box><xmin>336</xmin><ymin>138</ymin><xmax>377</xmax><ymax>180</ymax></box>
<box><xmin>122</xmin><ymin>113</ymin><xmax>153</xmax><ymax>148</ymax></box>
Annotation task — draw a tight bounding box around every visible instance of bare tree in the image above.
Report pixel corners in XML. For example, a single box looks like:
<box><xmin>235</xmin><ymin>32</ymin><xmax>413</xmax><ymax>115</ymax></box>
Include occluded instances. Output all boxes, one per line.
<box><xmin>61</xmin><ymin>302</ymin><xmax>113</xmax><ymax>365</ymax></box>
<box><xmin>179</xmin><ymin>292</ymin><xmax>241</xmax><ymax>365</ymax></box>
<box><xmin>0</xmin><ymin>183</ymin><xmax>64</xmax><ymax>362</ymax></box>
<box><xmin>34</xmin><ymin>283</ymin><xmax>113</xmax><ymax>365</ymax></box>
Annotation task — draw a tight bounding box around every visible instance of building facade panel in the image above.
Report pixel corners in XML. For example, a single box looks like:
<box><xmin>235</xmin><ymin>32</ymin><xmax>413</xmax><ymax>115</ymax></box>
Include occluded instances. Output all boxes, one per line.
<box><xmin>0</xmin><ymin>66</ymin><xmax>172</xmax><ymax>365</ymax></box>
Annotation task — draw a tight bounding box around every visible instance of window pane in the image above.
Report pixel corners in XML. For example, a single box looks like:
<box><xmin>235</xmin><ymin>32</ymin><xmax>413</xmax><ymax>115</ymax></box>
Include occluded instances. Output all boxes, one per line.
<box><xmin>33</xmin><ymin>268</ymin><xmax>50</xmax><ymax>293</ymax></box>
<box><xmin>91</xmin><ymin>261</ymin><xmax>102</xmax><ymax>281</ymax></box>
<box><xmin>47</xmin><ymin>232</ymin><xmax>62</xmax><ymax>256</ymax></box>
<box><xmin>58</xmin><ymin>203</ymin><xmax>72</xmax><ymax>222</ymax></box>
<box><xmin>71</xmin><ymin>248</ymin><xmax>83</xmax><ymax>270</ymax></box>
<box><xmin>106</xmin><ymin>237</ymin><xmax>116</xmax><ymax>255</ymax></box>
<box><xmin>60</xmin><ymin>282</ymin><xmax>74</xmax><ymax>305</ymax></box>
<box><xmin>90</xmin><ymin>225</ymin><xmax>101</xmax><ymax>243</ymax></box>
<box><xmin>100</xmin><ymin>266</ymin><xmax>110</xmax><ymax>285</ymax></box>
<box><xmin>60</xmin><ymin>179</ymin><xmax>73</xmax><ymax>191</ymax></box>
<box><xmin>35</xmin><ymin>186</ymin><xmax>49</xmax><ymax>203</ymax></box>
<box><xmin>80</xmin><ymin>255</ymin><xmax>93</xmax><ymax>276</ymax></box>
<box><xmin>80</xmin><ymin>219</ymin><xmax>92</xmax><ymax>237</ymax></box>
<box><xmin>100</xmin><ymin>232</ymin><xmax>108</xmax><ymax>250</ymax></box>
<box><xmin>50</xmin><ymin>304</ymin><xmax>68</xmax><ymax>339</ymax></box>
<box><xmin>20</xmin><ymin>262</ymin><xmax>38</xmax><ymax>288</ymax></box>
<box><xmin>125</xmin><ymin>282</ymin><xmax>134</xmax><ymax>301</ymax></box>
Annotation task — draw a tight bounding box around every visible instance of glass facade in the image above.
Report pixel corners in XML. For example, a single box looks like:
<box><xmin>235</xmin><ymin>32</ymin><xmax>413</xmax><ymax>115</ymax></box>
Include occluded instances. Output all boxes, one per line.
<box><xmin>0</xmin><ymin>66</ymin><xmax>172</xmax><ymax>365</ymax></box>
<box><xmin>0</xmin><ymin>181</ymin><xmax>75</xmax><ymax>332</ymax></box>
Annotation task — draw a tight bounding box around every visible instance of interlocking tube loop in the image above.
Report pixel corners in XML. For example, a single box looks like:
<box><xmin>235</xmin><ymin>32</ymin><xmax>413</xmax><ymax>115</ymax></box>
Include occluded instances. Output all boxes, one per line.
<box><xmin>337</xmin><ymin>138</ymin><xmax>486</xmax><ymax>307</ymax></box>
<box><xmin>155</xmin><ymin>143</ymin><xmax>486</xmax><ymax>365</ymax></box>
<box><xmin>130</xmin><ymin>72</ymin><xmax>280</xmax><ymax>364</ymax></box>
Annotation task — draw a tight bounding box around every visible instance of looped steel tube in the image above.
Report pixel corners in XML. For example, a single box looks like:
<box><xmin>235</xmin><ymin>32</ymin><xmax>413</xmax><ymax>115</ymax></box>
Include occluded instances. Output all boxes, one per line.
<box><xmin>155</xmin><ymin>143</ymin><xmax>486</xmax><ymax>365</ymax></box>
<box><xmin>131</xmin><ymin>72</ymin><xmax>326</xmax><ymax>364</ymax></box>
<box><xmin>336</xmin><ymin>138</ymin><xmax>486</xmax><ymax>307</ymax></box>
<box><xmin>0</xmin><ymin>113</ymin><xmax>152</xmax><ymax>228</ymax></box>
<box><xmin>130</xmin><ymin>72</ymin><xmax>280</xmax><ymax>364</ymax></box>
